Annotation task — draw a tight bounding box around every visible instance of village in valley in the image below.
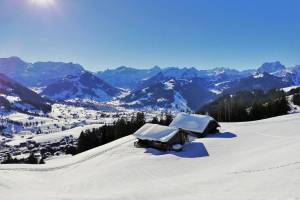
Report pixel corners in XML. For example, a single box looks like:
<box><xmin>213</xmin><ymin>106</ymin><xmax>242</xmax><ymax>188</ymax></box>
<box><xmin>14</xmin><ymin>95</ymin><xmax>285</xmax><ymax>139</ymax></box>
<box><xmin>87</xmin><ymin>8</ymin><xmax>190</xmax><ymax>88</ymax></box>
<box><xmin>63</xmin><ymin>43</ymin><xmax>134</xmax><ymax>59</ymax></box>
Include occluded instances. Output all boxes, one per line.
<box><xmin>0</xmin><ymin>100</ymin><xmax>221</xmax><ymax>164</ymax></box>
<box><xmin>0</xmin><ymin>103</ymin><xmax>155</xmax><ymax>164</ymax></box>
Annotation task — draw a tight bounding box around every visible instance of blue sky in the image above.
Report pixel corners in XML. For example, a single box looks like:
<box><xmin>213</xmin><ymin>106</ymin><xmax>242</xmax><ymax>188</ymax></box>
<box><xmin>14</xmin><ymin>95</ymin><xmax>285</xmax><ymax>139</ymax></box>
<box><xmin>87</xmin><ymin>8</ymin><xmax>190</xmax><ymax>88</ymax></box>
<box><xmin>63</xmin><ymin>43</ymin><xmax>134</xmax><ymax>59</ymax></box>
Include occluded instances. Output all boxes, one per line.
<box><xmin>0</xmin><ymin>0</ymin><xmax>299</xmax><ymax>71</ymax></box>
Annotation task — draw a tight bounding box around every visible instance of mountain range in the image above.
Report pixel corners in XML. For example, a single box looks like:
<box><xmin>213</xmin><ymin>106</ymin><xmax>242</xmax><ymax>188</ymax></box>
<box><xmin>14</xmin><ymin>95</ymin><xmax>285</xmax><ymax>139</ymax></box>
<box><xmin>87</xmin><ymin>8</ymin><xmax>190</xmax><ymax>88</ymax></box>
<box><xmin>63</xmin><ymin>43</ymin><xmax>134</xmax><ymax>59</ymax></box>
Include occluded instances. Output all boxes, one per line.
<box><xmin>0</xmin><ymin>57</ymin><xmax>84</xmax><ymax>87</ymax></box>
<box><xmin>0</xmin><ymin>56</ymin><xmax>299</xmax><ymax>111</ymax></box>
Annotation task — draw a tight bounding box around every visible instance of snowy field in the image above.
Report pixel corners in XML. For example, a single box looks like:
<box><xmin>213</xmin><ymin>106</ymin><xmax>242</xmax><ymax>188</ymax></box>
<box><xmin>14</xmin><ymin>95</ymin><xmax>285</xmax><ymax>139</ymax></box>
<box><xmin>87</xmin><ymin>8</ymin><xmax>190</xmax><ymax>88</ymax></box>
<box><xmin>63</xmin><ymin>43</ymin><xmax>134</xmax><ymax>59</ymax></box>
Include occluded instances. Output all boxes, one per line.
<box><xmin>6</xmin><ymin>124</ymin><xmax>104</xmax><ymax>146</ymax></box>
<box><xmin>1</xmin><ymin>113</ymin><xmax>300</xmax><ymax>199</ymax></box>
<box><xmin>0</xmin><ymin>103</ymin><xmax>144</xmax><ymax>137</ymax></box>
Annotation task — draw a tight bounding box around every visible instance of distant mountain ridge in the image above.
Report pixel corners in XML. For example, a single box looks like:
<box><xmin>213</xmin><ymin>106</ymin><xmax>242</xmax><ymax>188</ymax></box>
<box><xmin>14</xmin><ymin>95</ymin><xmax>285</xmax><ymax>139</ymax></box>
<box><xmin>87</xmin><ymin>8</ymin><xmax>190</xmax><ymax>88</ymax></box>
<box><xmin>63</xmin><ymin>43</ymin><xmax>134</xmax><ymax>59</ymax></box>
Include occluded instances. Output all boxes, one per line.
<box><xmin>119</xmin><ymin>61</ymin><xmax>298</xmax><ymax>111</ymax></box>
<box><xmin>96</xmin><ymin>66</ymin><xmax>161</xmax><ymax>89</ymax></box>
<box><xmin>96</xmin><ymin>66</ymin><xmax>256</xmax><ymax>90</ymax></box>
<box><xmin>222</xmin><ymin>72</ymin><xmax>293</xmax><ymax>94</ymax></box>
<box><xmin>0</xmin><ymin>57</ymin><xmax>85</xmax><ymax>87</ymax></box>
<box><xmin>0</xmin><ymin>57</ymin><xmax>299</xmax><ymax>111</ymax></box>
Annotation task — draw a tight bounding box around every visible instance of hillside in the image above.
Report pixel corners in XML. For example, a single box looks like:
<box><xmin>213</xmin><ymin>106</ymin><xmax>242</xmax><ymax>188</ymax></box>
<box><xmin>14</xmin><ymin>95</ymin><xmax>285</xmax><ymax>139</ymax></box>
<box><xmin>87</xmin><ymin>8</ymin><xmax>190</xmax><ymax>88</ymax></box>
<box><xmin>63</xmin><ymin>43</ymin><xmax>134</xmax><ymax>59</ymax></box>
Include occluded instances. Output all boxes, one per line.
<box><xmin>1</xmin><ymin>113</ymin><xmax>300</xmax><ymax>199</ymax></box>
<box><xmin>122</xmin><ymin>77</ymin><xmax>216</xmax><ymax>111</ymax></box>
<box><xmin>222</xmin><ymin>72</ymin><xmax>293</xmax><ymax>94</ymax></box>
<box><xmin>0</xmin><ymin>73</ymin><xmax>51</xmax><ymax>113</ymax></box>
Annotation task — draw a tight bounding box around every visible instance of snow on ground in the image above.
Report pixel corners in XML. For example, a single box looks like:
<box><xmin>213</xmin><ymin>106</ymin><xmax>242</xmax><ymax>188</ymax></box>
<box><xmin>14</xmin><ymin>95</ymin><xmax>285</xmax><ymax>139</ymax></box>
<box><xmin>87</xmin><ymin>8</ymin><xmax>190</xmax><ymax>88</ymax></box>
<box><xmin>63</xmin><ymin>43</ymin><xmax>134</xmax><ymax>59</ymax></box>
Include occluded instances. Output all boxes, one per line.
<box><xmin>29</xmin><ymin>87</ymin><xmax>46</xmax><ymax>94</ymax></box>
<box><xmin>214</xmin><ymin>80</ymin><xmax>231</xmax><ymax>86</ymax></box>
<box><xmin>1</xmin><ymin>113</ymin><xmax>300</xmax><ymax>199</ymax></box>
<box><xmin>287</xmin><ymin>95</ymin><xmax>300</xmax><ymax>113</ymax></box>
<box><xmin>6</xmin><ymin>124</ymin><xmax>104</xmax><ymax>146</ymax></box>
<box><xmin>171</xmin><ymin>91</ymin><xmax>190</xmax><ymax>111</ymax></box>
<box><xmin>1</xmin><ymin>103</ymin><xmax>126</xmax><ymax>135</ymax></box>
<box><xmin>44</xmin><ymin>154</ymin><xmax>73</xmax><ymax>164</ymax></box>
<box><xmin>282</xmin><ymin>85</ymin><xmax>300</xmax><ymax>92</ymax></box>
<box><xmin>210</xmin><ymin>89</ymin><xmax>222</xmax><ymax>94</ymax></box>
<box><xmin>164</xmin><ymin>79</ymin><xmax>175</xmax><ymax>90</ymax></box>
<box><xmin>6</xmin><ymin>112</ymin><xmax>53</xmax><ymax>124</ymax></box>
<box><xmin>253</xmin><ymin>73</ymin><xmax>264</xmax><ymax>78</ymax></box>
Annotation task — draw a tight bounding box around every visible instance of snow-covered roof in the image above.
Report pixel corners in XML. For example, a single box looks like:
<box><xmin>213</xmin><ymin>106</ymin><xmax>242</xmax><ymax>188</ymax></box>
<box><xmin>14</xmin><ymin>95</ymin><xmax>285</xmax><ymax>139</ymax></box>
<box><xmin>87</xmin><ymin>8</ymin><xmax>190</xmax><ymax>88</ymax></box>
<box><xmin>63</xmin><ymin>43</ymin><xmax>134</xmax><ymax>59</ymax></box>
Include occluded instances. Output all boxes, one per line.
<box><xmin>133</xmin><ymin>123</ymin><xmax>179</xmax><ymax>142</ymax></box>
<box><xmin>169</xmin><ymin>113</ymin><xmax>216</xmax><ymax>134</ymax></box>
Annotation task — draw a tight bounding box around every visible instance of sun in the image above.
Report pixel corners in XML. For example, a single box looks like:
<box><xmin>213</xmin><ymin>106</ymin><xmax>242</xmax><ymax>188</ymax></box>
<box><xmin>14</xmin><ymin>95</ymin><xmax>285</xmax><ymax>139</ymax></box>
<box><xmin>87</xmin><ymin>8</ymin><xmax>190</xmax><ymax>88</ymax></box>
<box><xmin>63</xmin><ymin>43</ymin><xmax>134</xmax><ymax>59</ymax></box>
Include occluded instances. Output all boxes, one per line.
<box><xmin>30</xmin><ymin>0</ymin><xmax>56</xmax><ymax>7</ymax></box>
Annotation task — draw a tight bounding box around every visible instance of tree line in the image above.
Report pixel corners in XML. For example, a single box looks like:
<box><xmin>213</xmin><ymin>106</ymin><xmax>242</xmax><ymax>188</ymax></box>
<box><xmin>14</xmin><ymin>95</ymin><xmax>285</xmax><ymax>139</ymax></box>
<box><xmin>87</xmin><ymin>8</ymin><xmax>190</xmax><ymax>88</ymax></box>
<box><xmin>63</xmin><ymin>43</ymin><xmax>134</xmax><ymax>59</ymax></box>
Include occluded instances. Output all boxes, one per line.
<box><xmin>1</xmin><ymin>153</ymin><xmax>44</xmax><ymax>164</ymax></box>
<box><xmin>199</xmin><ymin>89</ymin><xmax>291</xmax><ymax>122</ymax></box>
<box><xmin>286</xmin><ymin>87</ymin><xmax>300</xmax><ymax>107</ymax></box>
<box><xmin>77</xmin><ymin>112</ymin><xmax>174</xmax><ymax>154</ymax></box>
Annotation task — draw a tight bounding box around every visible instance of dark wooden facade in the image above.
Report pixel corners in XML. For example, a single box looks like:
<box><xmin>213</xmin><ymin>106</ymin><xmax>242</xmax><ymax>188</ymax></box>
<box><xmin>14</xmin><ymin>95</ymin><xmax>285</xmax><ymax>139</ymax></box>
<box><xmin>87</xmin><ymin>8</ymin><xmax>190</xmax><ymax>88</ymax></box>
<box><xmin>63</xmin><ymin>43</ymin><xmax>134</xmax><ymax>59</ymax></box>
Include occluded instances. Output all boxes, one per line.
<box><xmin>135</xmin><ymin>130</ymin><xmax>188</xmax><ymax>151</ymax></box>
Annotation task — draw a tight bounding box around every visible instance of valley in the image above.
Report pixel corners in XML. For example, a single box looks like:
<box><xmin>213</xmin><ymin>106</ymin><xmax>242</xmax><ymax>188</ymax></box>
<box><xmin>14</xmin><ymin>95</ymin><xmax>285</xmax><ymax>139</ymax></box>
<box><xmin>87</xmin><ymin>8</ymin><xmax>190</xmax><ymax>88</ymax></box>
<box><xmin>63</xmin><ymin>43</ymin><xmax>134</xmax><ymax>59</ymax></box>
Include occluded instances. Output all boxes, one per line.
<box><xmin>0</xmin><ymin>57</ymin><xmax>300</xmax><ymax>164</ymax></box>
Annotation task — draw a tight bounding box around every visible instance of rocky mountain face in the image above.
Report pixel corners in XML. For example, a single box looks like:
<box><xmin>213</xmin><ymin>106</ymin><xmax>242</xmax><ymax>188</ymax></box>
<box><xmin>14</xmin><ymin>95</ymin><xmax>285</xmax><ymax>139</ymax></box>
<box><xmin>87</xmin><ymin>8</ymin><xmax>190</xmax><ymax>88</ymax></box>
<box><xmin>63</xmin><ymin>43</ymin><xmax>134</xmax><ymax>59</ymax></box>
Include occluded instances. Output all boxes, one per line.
<box><xmin>257</xmin><ymin>61</ymin><xmax>286</xmax><ymax>74</ymax></box>
<box><xmin>96</xmin><ymin>66</ymin><xmax>161</xmax><ymax>89</ymax></box>
<box><xmin>0</xmin><ymin>57</ymin><xmax>85</xmax><ymax>87</ymax></box>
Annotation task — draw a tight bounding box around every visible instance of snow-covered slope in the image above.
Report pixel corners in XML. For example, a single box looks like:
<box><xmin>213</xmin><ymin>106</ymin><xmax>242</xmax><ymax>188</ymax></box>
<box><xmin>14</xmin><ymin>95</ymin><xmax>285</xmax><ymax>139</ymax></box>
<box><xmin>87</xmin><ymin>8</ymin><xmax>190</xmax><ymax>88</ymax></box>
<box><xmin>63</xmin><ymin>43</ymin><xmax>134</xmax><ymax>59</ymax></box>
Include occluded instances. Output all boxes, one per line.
<box><xmin>122</xmin><ymin>78</ymin><xmax>216</xmax><ymax>111</ymax></box>
<box><xmin>1</xmin><ymin>113</ymin><xmax>300</xmax><ymax>200</ymax></box>
<box><xmin>6</xmin><ymin>123</ymin><xmax>104</xmax><ymax>146</ymax></box>
<box><xmin>221</xmin><ymin>72</ymin><xmax>293</xmax><ymax>93</ymax></box>
<box><xmin>0</xmin><ymin>73</ymin><xmax>51</xmax><ymax>113</ymax></box>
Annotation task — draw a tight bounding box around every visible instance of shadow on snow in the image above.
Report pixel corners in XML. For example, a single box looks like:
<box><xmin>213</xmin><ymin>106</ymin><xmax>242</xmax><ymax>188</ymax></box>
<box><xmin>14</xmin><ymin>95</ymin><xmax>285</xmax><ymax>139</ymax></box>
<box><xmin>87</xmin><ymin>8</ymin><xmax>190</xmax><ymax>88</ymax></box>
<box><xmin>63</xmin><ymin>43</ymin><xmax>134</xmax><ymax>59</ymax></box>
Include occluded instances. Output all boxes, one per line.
<box><xmin>143</xmin><ymin>132</ymin><xmax>237</xmax><ymax>158</ymax></box>
<box><xmin>206</xmin><ymin>132</ymin><xmax>237</xmax><ymax>139</ymax></box>
<box><xmin>144</xmin><ymin>142</ymin><xmax>209</xmax><ymax>158</ymax></box>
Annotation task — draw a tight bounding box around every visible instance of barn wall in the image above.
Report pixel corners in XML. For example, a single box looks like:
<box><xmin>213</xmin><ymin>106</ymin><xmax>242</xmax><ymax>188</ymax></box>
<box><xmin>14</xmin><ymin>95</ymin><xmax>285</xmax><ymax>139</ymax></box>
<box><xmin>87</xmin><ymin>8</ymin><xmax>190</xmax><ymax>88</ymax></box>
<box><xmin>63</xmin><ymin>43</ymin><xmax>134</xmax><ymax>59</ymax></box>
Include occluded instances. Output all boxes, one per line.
<box><xmin>167</xmin><ymin>131</ymin><xmax>188</xmax><ymax>145</ymax></box>
<box><xmin>203</xmin><ymin>121</ymin><xmax>219</xmax><ymax>135</ymax></box>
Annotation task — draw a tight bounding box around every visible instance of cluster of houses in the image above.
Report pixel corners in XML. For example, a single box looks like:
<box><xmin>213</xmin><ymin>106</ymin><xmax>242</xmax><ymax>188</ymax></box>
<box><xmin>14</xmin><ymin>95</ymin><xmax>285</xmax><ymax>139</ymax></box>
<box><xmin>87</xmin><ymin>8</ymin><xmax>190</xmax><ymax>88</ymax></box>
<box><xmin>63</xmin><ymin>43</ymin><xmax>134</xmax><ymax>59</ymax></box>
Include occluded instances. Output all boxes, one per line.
<box><xmin>133</xmin><ymin>113</ymin><xmax>220</xmax><ymax>151</ymax></box>
<box><xmin>0</xmin><ymin>135</ymin><xmax>77</xmax><ymax>163</ymax></box>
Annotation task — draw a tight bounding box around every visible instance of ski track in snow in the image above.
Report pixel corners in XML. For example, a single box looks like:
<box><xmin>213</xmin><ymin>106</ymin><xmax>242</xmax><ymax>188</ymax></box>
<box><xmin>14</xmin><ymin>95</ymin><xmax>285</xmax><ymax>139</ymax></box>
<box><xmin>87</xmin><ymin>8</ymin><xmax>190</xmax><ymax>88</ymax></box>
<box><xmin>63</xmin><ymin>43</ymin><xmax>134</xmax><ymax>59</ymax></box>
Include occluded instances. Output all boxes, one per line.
<box><xmin>232</xmin><ymin>161</ymin><xmax>300</xmax><ymax>174</ymax></box>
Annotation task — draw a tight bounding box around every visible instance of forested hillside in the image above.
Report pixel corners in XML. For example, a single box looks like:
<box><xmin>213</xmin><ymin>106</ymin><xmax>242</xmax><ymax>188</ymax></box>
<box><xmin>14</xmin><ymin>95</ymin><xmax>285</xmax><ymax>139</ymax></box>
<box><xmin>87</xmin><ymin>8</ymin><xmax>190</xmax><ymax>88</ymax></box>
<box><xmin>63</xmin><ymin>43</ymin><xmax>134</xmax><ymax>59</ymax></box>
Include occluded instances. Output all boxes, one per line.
<box><xmin>199</xmin><ymin>89</ymin><xmax>293</xmax><ymax>122</ymax></box>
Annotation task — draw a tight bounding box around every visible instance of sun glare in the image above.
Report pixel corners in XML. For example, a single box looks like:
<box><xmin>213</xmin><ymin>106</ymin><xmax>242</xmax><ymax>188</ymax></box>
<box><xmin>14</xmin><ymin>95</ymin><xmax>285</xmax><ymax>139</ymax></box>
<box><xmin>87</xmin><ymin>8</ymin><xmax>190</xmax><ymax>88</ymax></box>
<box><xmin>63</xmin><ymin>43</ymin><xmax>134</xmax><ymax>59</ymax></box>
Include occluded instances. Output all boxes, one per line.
<box><xmin>30</xmin><ymin>0</ymin><xmax>56</xmax><ymax>7</ymax></box>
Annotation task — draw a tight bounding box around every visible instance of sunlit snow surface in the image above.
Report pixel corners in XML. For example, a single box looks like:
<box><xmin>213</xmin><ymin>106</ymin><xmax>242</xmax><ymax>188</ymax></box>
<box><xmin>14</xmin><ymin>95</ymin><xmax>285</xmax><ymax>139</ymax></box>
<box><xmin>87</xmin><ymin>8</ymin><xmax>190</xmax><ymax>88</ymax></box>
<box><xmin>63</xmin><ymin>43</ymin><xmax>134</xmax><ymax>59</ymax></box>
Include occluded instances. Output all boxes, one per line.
<box><xmin>1</xmin><ymin>113</ymin><xmax>300</xmax><ymax>199</ymax></box>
